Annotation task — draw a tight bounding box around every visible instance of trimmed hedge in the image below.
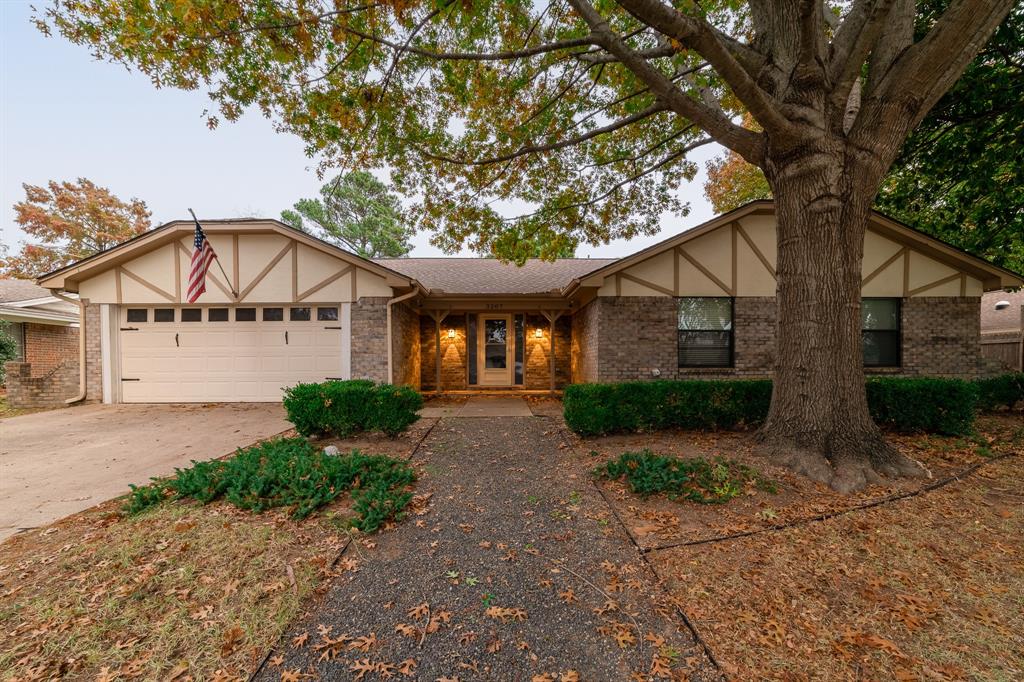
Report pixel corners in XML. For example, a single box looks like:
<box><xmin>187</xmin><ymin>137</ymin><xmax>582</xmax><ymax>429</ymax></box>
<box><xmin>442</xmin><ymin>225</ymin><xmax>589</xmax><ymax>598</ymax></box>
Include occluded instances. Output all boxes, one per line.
<box><xmin>975</xmin><ymin>372</ymin><xmax>1024</xmax><ymax>411</ymax></box>
<box><xmin>564</xmin><ymin>377</ymin><xmax>978</xmax><ymax>437</ymax></box>
<box><xmin>283</xmin><ymin>379</ymin><xmax>423</xmax><ymax>438</ymax></box>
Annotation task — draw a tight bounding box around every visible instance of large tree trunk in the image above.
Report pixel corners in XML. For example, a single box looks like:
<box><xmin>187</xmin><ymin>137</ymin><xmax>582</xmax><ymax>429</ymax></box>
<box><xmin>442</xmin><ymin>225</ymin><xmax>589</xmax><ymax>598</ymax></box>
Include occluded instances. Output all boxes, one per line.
<box><xmin>758</xmin><ymin>140</ymin><xmax>924</xmax><ymax>493</ymax></box>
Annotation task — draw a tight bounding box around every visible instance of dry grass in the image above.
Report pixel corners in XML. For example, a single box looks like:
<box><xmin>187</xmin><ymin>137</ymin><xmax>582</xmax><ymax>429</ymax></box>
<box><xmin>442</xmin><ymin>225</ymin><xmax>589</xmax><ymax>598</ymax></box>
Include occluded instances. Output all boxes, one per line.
<box><xmin>0</xmin><ymin>418</ymin><xmax>435</xmax><ymax>682</ymax></box>
<box><xmin>584</xmin><ymin>414</ymin><xmax>1024</xmax><ymax>680</ymax></box>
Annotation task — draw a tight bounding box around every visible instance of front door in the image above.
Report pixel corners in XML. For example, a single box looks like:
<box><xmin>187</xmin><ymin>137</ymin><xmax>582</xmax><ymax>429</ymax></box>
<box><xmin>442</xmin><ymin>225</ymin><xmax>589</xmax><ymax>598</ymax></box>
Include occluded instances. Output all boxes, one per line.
<box><xmin>478</xmin><ymin>314</ymin><xmax>513</xmax><ymax>386</ymax></box>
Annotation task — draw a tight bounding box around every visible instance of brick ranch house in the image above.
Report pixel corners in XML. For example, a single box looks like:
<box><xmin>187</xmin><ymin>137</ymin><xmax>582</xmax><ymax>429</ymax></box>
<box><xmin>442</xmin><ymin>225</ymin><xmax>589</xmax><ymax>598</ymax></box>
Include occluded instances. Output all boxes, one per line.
<box><xmin>35</xmin><ymin>201</ymin><xmax>1022</xmax><ymax>404</ymax></box>
<box><xmin>1</xmin><ymin>279</ymin><xmax>81</xmax><ymax>408</ymax></box>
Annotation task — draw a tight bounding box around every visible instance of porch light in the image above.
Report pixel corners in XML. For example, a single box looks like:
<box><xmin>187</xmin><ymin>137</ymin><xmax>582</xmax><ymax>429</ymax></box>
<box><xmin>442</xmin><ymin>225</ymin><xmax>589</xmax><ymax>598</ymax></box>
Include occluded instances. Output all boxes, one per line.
<box><xmin>447</xmin><ymin>328</ymin><xmax>456</xmax><ymax>338</ymax></box>
<box><xmin>534</xmin><ymin>328</ymin><xmax>544</xmax><ymax>338</ymax></box>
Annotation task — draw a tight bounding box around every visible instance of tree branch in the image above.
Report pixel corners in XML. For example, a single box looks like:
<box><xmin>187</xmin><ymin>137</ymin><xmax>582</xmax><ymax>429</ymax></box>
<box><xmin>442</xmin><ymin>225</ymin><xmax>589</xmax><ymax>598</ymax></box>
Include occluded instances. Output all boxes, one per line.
<box><xmin>565</xmin><ymin>0</ymin><xmax>764</xmax><ymax>164</ymax></box>
<box><xmin>612</xmin><ymin>0</ymin><xmax>795</xmax><ymax>144</ymax></box>
<box><xmin>417</xmin><ymin>103</ymin><xmax>669</xmax><ymax>166</ymax></box>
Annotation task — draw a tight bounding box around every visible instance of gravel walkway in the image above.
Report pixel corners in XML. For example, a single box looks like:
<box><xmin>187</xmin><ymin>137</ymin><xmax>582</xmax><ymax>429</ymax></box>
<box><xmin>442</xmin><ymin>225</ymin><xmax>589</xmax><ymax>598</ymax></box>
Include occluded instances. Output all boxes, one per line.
<box><xmin>256</xmin><ymin>415</ymin><xmax>720</xmax><ymax>681</ymax></box>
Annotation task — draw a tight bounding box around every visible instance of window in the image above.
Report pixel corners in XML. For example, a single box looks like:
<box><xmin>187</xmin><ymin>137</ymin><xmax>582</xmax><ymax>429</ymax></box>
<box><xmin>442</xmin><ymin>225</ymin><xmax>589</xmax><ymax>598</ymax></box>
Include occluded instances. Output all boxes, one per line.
<box><xmin>235</xmin><ymin>308</ymin><xmax>256</xmax><ymax>321</ymax></box>
<box><xmin>208</xmin><ymin>308</ymin><xmax>229</xmax><ymax>322</ymax></box>
<box><xmin>677</xmin><ymin>297</ymin><xmax>733</xmax><ymax>367</ymax></box>
<box><xmin>181</xmin><ymin>308</ymin><xmax>202</xmax><ymax>322</ymax></box>
<box><xmin>262</xmin><ymin>307</ymin><xmax>284</xmax><ymax>321</ymax></box>
<box><xmin>154</xmin><ymin>308</ymin><xmax>175</xmax><ymax>322</ymax></box>
<box><xmin>317</xmin><ymin>307</ymin><xmax>339</xmax><ymax>321</ymax></box>
<box><xmin>126</xmin><ymin>309</ymin><xmax>147</xmax><ymax>323</ymax></box>
<box><xmin>862</xmin><ymin>298</ymin><xmax>900</xmax><ymax>367</ymax></box>
<box><xmin>290</xmin><ymin>307</ymin><xmax>311</xmax><ymax>321</ymax></box>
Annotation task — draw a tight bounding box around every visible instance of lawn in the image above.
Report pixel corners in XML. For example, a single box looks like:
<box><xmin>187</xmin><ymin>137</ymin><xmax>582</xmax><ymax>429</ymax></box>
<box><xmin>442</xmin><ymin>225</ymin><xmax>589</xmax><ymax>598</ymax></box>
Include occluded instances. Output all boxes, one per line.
<box><xmin>582</xmin><ymin>413</ymin><xmax>1024</xmax><ymax>680</ymax></box>
<box><xmin>0</xmin><ymin>417</ymin><xmax>435</xmax><ymax>682</ymax></box>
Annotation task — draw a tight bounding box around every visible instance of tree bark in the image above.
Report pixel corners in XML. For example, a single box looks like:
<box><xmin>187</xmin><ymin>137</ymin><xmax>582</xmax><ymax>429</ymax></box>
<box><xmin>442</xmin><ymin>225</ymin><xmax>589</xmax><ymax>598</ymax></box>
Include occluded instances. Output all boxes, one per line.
<box><xmin>758</xmin><ymin>137</ymin><xmax>924</xmax><ymax>493</ymax></box>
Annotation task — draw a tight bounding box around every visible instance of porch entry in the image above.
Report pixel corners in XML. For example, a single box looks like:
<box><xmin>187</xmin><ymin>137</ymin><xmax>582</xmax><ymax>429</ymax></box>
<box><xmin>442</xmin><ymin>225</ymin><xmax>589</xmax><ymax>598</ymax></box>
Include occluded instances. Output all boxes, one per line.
<box><xmin>469</xmin><ymin>313</ymin><xmax>524</xmax><ymax>387</ymax></box>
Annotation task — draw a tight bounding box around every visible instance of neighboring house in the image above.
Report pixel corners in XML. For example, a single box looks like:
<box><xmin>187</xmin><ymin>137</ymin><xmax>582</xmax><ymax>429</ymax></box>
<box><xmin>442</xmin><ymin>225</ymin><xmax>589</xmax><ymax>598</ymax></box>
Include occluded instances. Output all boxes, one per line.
<box><xmin>980</xmin><ymin>289</ymin><xmax>1024</xmax><ymax>371</ymax></box>
<box><xmin>0</xmin><ymin>279</ymin><xmax>81</xmax><ymax>408</ymax></box>
<box><xmin>36</xmin><ymin>201</ymin><xmax>1023</xmax><ymax>404</ymax></box>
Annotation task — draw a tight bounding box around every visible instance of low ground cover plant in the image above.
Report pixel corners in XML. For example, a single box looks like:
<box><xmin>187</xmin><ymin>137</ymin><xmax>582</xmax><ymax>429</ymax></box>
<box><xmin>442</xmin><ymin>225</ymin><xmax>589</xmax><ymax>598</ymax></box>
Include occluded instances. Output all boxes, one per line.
<box><xmin>595</xmin><ymin>450</ymin><xmax>777</xmax><ymax>504</ymax></box>
<box><xmin>126</xmin><ymin>437</ymin><xmax>415</xmax><ymax>532</ymax></box>
<box><xmin>974</xmin><ymin>372</ymin><xmax>1024</xmax><ymax>411</ymax></box>
<box><xmin>284</xmin><ymin>379</ymin><xmax>423</xmax><ymax>438</ymax></box>
<box><xmin>565</xmin><ymin>377</ymin><xmax>983</xmax><ymax>437</ymax></box>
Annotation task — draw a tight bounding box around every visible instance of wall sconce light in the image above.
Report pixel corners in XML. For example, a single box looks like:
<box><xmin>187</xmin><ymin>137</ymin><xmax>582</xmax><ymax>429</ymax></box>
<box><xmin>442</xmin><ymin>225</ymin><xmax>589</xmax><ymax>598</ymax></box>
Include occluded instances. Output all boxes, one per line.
<box><xmin>534</xmin><ymin>328</ymin><xmax>544</xmax><ymax>339</ymax></box>
<box><xmin>447</xmin><ymin>328</ymin><xmax>456</xmax><ymax>339</ymax></box>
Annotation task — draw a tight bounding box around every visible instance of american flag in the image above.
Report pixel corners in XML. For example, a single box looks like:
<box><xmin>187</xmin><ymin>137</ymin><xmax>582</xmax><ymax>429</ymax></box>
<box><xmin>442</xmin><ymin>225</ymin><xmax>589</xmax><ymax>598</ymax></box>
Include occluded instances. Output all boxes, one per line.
<box><xmin>186</xmin><ymin>220</ymin><xmax>218</xmax><ymax>303</ymax></box>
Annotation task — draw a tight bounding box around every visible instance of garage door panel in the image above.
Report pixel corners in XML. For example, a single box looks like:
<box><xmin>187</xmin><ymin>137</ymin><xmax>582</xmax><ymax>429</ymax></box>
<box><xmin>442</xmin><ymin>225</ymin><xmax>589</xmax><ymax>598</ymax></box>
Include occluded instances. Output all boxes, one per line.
<box><xmin>120</xmin><ymin>306</ymin><xmax>345</xmax><ymax>402</ymax></box>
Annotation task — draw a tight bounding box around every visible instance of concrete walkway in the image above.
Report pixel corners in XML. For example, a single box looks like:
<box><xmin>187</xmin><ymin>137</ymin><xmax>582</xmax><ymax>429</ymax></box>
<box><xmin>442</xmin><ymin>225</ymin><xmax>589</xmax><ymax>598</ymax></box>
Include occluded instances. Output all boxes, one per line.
<box><xmin>0</xmin><ymin>403</ymin><xmax>290</xmax><ymax>540</ymax></box>
<box><xmin>256</xmin><ymin>414</ymin><xmax>718</xmax><ymax>681</ymax></box>
<box><xmin>419</xmin><ymin>396</ymin><xmax>534</xmax><ymax>418</ymax></box>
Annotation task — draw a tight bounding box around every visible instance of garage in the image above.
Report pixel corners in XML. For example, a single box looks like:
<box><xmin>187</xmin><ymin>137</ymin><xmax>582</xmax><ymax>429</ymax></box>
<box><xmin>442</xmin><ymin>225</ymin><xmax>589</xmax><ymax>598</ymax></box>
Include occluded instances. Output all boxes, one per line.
<box><xmin>35</xmin><ymin>218</ymin><xmax>415</xmax><ymax>404</ymax></box>
<box><xmin>119</xmin><ymin>304</ymin><xmax>347</xmax><ymax>402</ymax></box>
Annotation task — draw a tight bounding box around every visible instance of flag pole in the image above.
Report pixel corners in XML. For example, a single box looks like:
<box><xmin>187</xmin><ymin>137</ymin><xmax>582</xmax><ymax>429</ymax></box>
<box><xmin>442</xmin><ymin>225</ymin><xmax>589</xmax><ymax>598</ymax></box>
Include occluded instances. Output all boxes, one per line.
<box><xmin>189</xmin><ymin>208</ymin><xmax>238</xmax><ymax>298</ymax></box>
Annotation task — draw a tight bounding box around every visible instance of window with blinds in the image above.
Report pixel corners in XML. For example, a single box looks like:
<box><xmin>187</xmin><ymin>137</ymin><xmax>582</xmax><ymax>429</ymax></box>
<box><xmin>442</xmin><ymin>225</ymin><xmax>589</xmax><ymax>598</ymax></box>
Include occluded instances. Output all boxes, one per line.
<box><xmin>678</xmin><ymin>297</ymin><xmax>733</xmax><ymax>367</ymax></box>
<box><xmin>862</xmin><ymin>298</ymin><xmax>901</xmax><ymax>367</ymax></box>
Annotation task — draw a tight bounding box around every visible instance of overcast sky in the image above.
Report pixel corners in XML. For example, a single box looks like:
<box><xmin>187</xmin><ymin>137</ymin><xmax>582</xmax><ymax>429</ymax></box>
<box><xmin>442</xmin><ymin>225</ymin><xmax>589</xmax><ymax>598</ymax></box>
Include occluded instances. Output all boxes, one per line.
<box><xmin>1</xmin><ymin>0</ymin><xmax>722</xmax><ymax>260</ymax></box>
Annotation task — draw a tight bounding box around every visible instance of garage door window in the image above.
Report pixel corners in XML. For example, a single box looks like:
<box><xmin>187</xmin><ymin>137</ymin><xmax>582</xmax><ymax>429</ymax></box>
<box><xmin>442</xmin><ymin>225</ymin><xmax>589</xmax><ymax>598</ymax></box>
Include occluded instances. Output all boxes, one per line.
<box><xmin>181</xmin><ymin>308</ymin><xmax>202</xmax><ymax>322</ymax></box>
<box><xmin>290</xmin><ymin>307</ymin><xmax>311</xmax><ymax>321</ymax></box>
<box><xmin>154</xmin><ymin>309</ymin><xmax>175</xmax><ymax>322</ymax></box>
<box><xmin>126</xmin><ymin>309</ymin><xmax>147</xmax><ymax>323</ymax></box>
<box><xmin>235</xmin><ymin>308</ymin><xmax>256</xmax><ymax>322</ymax></box>
<box><xmin>317</xmin><ymin>307</ymin><xmax>339</xmax><ymax>321</ymax></box>
<box><xmin>209</xmin><ymin>308</ymin><xmax>229</xmax><ymax>322</ymax></box>
<box><xmin>262</xmin><ymin>307</ymin><xmax>284</xmax><ymax>321</ymax></box>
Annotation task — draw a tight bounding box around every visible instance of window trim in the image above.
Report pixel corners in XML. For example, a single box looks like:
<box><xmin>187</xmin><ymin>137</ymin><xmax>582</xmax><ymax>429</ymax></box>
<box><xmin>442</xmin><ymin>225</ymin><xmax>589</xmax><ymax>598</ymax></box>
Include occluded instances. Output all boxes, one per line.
<box><xmin>862</xmin><ymin>297</ymin><xmax>902</xmax><ymax>368</ymax></box>
<box><xmin>677</xmin><ymin>296</ymin><xmax>735</xmax><ymax>369</ymax></box>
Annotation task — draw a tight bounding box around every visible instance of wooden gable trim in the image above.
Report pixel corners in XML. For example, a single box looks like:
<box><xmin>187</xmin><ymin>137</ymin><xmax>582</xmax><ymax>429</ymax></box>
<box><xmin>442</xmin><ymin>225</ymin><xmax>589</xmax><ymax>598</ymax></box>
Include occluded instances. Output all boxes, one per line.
<box><xmin>676</xmin><ymin>246</ymin><xmax>733</xmax><ymax>296</ymax></box>
<box><xmin>298</xmin><ymin>265</ymin><xmax>353</xmax><ymax>302</ymax></box>
<box><xmin>907</xmin><ymin>272</ymin><xmax>962</xmax><ymax>297</ymax></box>
<box><xmin>619</xmin><ymin>272</ymin><xmax>676</xmax><ymax>297</ymax></box>
<box><xmin>238</xmin><ymin>241</ymin><xmax>293</xmax><ymax>302</ymax></box>
<box><xmin>734</xmin><ymin>221</ymin><xmax>776</xmax><ymax>279</ymax></box>
<box><xmin>861</xmin><ymin>247</ymin><xmax>906</xmax><ymax>287</ymax></box>
<box><xmin>119</xmin><ymin>265</ymin><xmax>176</xmax><ymax>302</ymax></box>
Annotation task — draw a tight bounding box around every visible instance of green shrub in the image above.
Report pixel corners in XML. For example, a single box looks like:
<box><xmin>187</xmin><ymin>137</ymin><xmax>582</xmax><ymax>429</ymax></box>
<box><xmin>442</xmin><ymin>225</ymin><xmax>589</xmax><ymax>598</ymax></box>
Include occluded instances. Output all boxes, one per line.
<box><xmin>564</xmin><ymin>380</ymin><xmax>772</xmax><ymax>436</ymax></box>
<box><xmin>565</xmin><ymin>377</ymin><xmax>978</xmax><ymax>437</ymax></box>
<box><xmin>283</xmin><ymin>379</ymin><xmax>423</xmax><ymax>438</ymax></box>
<box><xmin>125</xmin><ymin>437</ymin><xmax>416</xmax><ymax>532</ymax></box>
<box><xmin>124</xmin><ymin>481</ymin><xmax>170</xmax><ymax>515</ymax></box>
<box><xmin>594</xmin><ymin>450</ymin><xmax>776</xmax><ymax>504</ymax></box>
<box><xmin>866</xmin><ymin>377</ymin><xmax>977</xmax><ymax>435</ymax></box>
<box><xmin>975</xmin><ymin>373</ymin><xmax>1024</xmax><ymax>411</ymax></box>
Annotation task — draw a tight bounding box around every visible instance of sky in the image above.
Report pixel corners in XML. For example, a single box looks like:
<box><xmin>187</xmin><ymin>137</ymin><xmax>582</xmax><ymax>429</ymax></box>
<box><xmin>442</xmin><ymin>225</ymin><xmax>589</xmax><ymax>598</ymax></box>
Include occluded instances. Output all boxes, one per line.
<box><xmin>0</xmin><ymin>0</ymin><xmax>723</xmax><ymax>260</ymax></box>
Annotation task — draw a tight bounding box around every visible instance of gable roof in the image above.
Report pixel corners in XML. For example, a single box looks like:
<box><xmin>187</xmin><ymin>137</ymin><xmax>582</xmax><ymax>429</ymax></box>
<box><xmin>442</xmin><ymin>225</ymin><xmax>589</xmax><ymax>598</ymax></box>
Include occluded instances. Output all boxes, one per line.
<box><xmin>981</xmin><ymin>290</ymin><xmax>1024</xmax><ymax>332</ymax></box>
<box><xmin>375</xmin><ymin>257</ymin><xmax>615</xmax><ymax>295</ymax></box>
<box><xmin>565</xmin><ymin>201</ymin><xmax>1023</xmax><ymax>294</ymax></box>
<box><xmin>0</xmin><ymin>278</ymin><xmax>53</xmax><ymax>303</ymax></box>
<box><xmin>36</xmin><ymin>218</ymin><xmax>415</xmax><ymax>292</ymax></box>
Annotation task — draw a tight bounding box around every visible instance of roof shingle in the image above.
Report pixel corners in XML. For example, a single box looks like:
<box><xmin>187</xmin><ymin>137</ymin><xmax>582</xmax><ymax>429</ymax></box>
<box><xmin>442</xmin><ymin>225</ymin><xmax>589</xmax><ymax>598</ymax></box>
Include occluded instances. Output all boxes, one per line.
<box><xmin>372</xmin><ymin>258</ymin><xmax>616</xmax><ymax>295</ymax></box>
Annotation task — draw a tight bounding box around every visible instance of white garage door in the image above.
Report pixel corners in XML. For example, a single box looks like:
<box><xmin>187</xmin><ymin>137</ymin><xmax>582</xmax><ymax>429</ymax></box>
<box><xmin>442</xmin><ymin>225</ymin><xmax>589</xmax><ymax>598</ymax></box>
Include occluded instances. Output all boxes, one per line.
<box><xmin>119</xmin><ymin>305</ymin><xmax>346</xmax><ymax>402</ymax></box>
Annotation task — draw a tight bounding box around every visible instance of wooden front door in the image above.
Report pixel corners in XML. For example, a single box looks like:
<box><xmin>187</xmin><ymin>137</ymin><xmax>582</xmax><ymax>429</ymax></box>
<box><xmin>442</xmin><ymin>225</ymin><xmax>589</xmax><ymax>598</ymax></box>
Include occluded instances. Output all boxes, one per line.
<box><xmin>477</xmin><ymin>314</ymin><xmax>513</xmax><ymax>386</ymax></box>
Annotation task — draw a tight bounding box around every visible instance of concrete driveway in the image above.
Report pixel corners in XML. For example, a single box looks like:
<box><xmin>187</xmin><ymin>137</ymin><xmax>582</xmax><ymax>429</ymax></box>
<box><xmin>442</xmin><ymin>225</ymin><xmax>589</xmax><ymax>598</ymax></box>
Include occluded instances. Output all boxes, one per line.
<box><xmin>0</xmin><ymin>403</ymin><xmax>290</xmax><ymax>541</ymax></box>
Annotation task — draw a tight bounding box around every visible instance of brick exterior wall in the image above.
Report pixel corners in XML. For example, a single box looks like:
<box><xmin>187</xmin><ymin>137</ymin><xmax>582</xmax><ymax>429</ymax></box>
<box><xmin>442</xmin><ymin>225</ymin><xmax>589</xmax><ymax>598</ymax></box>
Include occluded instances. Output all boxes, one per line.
<box><xmin>899</xmin><ymin>297</ymin><xmax>987</xmax><ymax>378</ymax></box>
<box><xmin>583</xmin><ymin>295</ymin><xmax>983</xmax><ymax>382</ymax></box>
<box><xmin>420</xmin><ymin>314</ymin><xmax>468</xmax><ymax>391</ymax></box>
<box><xmin>4</xmin><ymin>360</ymin><xmax>79</xmax><ymax>407</ymax></box>
<box><xmin>351</xmin><ymin>297</ymin><xmax>390</xmax><ymax>383</ymax></box>
<box><xmin>23</xmin><ymin>323</ymin><xmax>78</xmax><ymax>373</ymax></box>
<box><xmin>84</xmin><ymin>303</ymin><xmax>102</xmax><ymax>401</ymax></box>
<box><xmin>523</xmin><ymin>314</ymin><xmax>571</xmax><ymax>390</ymax></box>
<box><xmin>571</xmin><ymin>299</ymin><xmax>600</xmax><ymax>384</ymax></box>
<box><xmin>390</xmin><ymin>302</ymin><xmax>421</xmax><ymax>388</ymax></box>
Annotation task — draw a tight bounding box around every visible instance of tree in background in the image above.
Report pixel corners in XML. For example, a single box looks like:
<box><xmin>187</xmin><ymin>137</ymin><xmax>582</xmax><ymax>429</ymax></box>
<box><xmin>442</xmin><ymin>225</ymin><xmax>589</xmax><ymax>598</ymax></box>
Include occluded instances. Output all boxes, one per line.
<box><xmin>40</xmin><ymin>0</ymin><xmax>1015</xmax><ymax>492</ymax></box>
<box><xmin>704</xmin><ymin>4</ymin><xmax>1023</xmax><ymax>274</ymax></box>
<box><xmin>281</xmin><ymin>171</ymin><xmax>413</xmax><ymax>258</ymax></box>
<box><xmin>1</xmin><ymin>178</ymin><xmax>151</xmax><ymax>278</ymax></box>
<box><xmin>0</xmin><ymin>321</ymin><xmax>19</xmax><ymax>385</ymax></box>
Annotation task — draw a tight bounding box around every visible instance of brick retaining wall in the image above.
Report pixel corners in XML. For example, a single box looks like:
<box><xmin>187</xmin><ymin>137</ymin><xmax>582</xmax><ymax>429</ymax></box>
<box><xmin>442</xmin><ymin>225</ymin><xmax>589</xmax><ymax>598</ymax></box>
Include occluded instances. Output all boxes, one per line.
<box><xmin>4</xmin><ymin>360</ymin><xmax>79</xmax><ymax>408</ymax></box>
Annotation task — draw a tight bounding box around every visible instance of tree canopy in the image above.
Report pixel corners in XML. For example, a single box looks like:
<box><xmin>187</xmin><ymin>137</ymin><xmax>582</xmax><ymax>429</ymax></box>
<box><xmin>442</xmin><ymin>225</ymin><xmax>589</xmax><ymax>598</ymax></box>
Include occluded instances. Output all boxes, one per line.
<box><xmin>1</xmin><ymin>178</ymin><xmax>151</xmax><ymax>278</ymax></box>
<box><xmin>703</xmin><ymin>3</ymin><xmax>1023</xmax><ymax>274</ymax></box>
<box><xmin>280</xmin><ymin>171</ymin><xmax>414</xmax><ymax>258</ymax></box>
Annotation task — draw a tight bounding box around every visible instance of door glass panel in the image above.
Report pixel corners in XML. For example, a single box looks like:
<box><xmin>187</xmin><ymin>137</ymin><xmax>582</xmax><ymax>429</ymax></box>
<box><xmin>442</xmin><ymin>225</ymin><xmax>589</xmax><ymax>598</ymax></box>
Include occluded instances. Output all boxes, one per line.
<box><xmin>181</xmin><ymin>308</ymin><xmax>202</xmax><ymax>322</ymax></box>
<box><xmin>126</xmin><ymin>309</ymin><xmax>147</xmax><ymax>323</ymax></box>
<box><xmin>290</xmin><ymin>307</ymin><xmax>311</xmax><ymax>321</ymax></box>
<box><xmin>484</xmin><ymin>319</ymin><xmax>507</xmax><ymax>369</ymax></box>
<box><xmin>514</xmin><ymin>315</ymin><xmax>524</xmax><ymax>384</ymax></box>
<box><xmin>262</xmin><ymin>307</ymin><xmax>284</xmax><ymax>321</ymax></box>
<box><xmin>208</xmin><ymin>308</ymin><xmax>229</xmax><ymax>321</ymax></box>
<box><xmin>317</xmin><ymin>307</ymin><xmax>339</xmax><ymax>321</ymax></box>
<box><xmin>154</xmin><ymin>308</ymin><xmax>175</xmax><ymax>322</ymax></box>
